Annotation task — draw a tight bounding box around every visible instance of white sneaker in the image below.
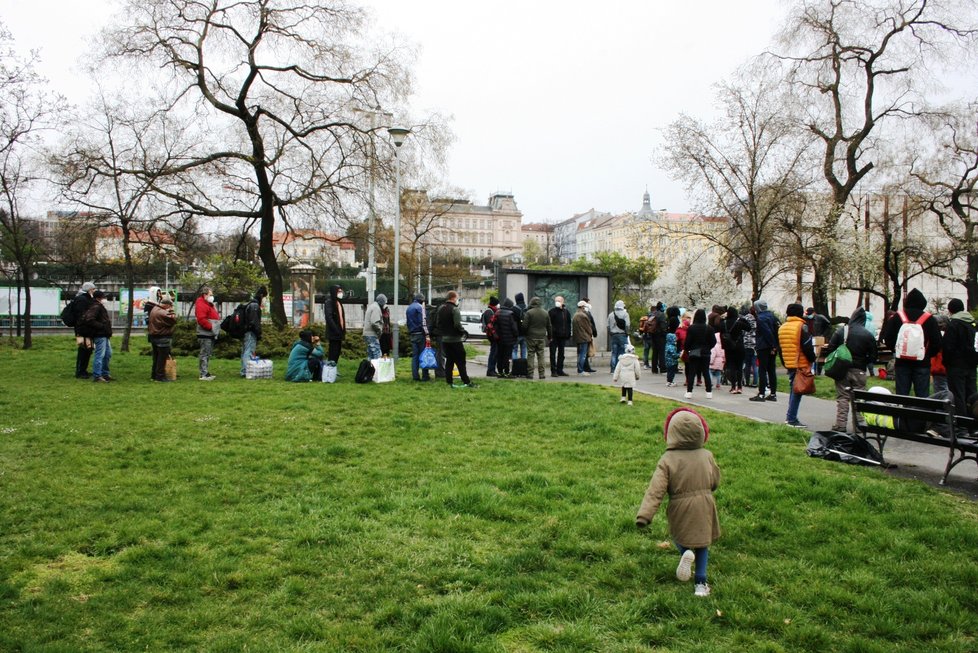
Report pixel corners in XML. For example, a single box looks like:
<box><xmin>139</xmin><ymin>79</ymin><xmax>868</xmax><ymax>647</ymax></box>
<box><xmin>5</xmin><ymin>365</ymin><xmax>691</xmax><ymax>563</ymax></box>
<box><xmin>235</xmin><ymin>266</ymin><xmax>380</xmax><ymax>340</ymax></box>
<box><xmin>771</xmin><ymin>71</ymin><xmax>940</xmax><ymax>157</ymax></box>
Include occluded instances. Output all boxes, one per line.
<box><xmin>627</xmin><ymin>400</ymin><xmax>633</xmax><ymax>406</ymax></box>
<box><xmin>694</xmin><ymin>583</ymin><xmax>711</xmax><ymax>597</ymax></box>
<box><xmin>684</xmin><ymin>392</ymin><xmax>692</xmax><ymax>399</ymax></box>
<box><xmin>706</xmin><ymin>392</ymin><xmax>713</xmax><ymax>399</ymax></box>
<box><xmin>199</xmin><ymin>374</ymin><xmax>216</xmax><ymax>381</ymax></box>
<box><xmin>676</xmin><ymin>550</ymin><xmax>695</xmax><ymax>582</ymax></box>
<box><xmin>620</xmin><ymin>397</ymin><xmax>627</xmax><ymax>403</ymax></box>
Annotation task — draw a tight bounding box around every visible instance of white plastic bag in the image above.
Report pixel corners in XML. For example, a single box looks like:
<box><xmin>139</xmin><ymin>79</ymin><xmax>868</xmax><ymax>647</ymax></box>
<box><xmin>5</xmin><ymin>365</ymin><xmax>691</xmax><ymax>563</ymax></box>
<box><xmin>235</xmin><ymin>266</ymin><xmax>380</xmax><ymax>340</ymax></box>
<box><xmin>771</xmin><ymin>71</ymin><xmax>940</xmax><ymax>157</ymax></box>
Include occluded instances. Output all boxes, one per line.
<box><xmin>371</xmin><ymin>358</ymin><xmax>395</xmax><ymax>383</ymax></box>
<box><xmin>322</xmin><ymin>363</ymin><xmax>337</xmax><ymax>383</ymax></box>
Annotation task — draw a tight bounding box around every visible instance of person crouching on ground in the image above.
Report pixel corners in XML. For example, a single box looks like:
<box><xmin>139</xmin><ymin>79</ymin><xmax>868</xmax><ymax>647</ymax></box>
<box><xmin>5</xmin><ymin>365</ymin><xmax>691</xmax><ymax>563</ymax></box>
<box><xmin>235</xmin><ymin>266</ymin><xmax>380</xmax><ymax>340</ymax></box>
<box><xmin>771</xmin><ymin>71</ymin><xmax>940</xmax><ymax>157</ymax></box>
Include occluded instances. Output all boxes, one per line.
<box><xmin>613</xmin><ymin>342</ymin><xmax>641</xmax><ymax>405</ymax></box>
<box><xmin>636</xmin><ymin>407</ymin><xmax>721</xmax><ymax>598</ymax></box>
<box><xmin>286</xmin><ymin>330</ymin><xmax>325</xmax><ymax>382</ymax></box>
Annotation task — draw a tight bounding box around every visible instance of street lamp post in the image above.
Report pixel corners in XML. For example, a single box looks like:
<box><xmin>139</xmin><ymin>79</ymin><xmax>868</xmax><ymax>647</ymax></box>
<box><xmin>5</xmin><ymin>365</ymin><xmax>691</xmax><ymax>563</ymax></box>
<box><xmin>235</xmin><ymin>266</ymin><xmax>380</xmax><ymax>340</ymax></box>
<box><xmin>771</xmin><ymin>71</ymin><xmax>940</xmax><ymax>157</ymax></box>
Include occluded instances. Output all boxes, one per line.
<box><xmin>388</xmin><ymin>126</ymin><xmax>411</xmax><ymax>363</ymax></box>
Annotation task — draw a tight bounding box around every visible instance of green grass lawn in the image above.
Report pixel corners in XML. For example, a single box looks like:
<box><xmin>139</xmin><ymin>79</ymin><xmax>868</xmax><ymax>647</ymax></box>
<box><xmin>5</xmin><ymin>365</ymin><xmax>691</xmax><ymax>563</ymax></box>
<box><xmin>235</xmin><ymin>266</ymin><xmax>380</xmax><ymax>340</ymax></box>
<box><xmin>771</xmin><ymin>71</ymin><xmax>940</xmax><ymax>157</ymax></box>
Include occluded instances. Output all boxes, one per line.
<box><xmin>1</xmin><ymin>337</ymin><xmax>977</xmax><ymax>652</ymax></box>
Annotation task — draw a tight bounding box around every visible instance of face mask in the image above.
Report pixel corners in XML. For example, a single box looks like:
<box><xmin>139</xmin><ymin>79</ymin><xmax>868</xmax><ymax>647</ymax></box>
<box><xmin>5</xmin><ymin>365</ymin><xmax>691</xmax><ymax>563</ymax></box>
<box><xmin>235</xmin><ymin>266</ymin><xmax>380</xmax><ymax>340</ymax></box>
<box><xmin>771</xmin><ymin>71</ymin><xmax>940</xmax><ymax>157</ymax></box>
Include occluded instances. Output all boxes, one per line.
<box><xmin>556</xmin><ymin>302</ymin><xmax>563</xmax><ymax>308</ymax></box>
<box><xmin>337</xmin><ymin>292</ymin><xmax>344</xmax><ymax>300</ymax></box>
<box><xmin>206</xmin><ymin>295</ymin><xmax>214</xmax><ymax>303</ymax></box>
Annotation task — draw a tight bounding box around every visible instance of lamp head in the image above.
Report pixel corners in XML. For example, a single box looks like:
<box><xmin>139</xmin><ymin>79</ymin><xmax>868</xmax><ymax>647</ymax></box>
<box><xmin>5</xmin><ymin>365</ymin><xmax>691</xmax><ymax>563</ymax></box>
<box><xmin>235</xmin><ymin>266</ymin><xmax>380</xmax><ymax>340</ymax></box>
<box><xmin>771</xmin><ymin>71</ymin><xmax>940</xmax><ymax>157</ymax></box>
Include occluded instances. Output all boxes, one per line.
<box><xmin>387</xmin><ymin>126</ymin><xmax>411</xmax><ymax>147</ymax></box>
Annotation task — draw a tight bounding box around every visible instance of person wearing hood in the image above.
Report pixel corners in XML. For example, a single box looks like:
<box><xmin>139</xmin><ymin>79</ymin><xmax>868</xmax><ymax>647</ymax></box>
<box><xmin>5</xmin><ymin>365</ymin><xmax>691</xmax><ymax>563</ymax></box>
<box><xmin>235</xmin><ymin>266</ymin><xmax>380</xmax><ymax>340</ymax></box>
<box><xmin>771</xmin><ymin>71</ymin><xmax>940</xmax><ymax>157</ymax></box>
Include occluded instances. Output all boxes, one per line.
<box><xmin>548</xmin><ymin>296</ymin><xmax>571</xmax><ymax>377</ymax></box>
<box><xmin>494</xmin><ymin>298</ymin><xmax>520</xmax><ymax>377</ymax></box>
<box><xmin>481</xmin><ymin>296</ymin><xmax>500</xmax><ymax>377</ymax></box>
<box><xmin>240</xmin><ymin>286</ymin><xmax>267</xmax><ymax>377</ymax></box>
<box><xmin>777</xmin><ymin>303</ymin><xmax>817</xmax><ymax>428</ymax></box>
<box><xmin>511</xmin><ymin>292</ymin><xmax>529</xmax><ymax>361</ymax></box>
<box><xmin>323</xmin><ymin>284</ymin><xmax>346</xmax><ymax>365</ymax></box>
<box><xmin>682</xmin><ymin>309</ymin><xmax>716</xmax><ymax>399</ymax></box>
<box><xmin>822</xmin><ymin>307</ymin><xmax>877</xmax><ymax>432</ymax></box>
<box><xmin>522</xmin><ymin>296</ymin><xmax>553</xmax><ymax>380</ymax></box>
<box><xmin>613</xmin><ymin>343</ymin><xmax>641</xmax><ymax>405</ymax></box>
<box><xmin>68</xmin><ymin>281</ymin><xmax>98</xmax><ymax>378</ymax></box>
<box><xmin>607</xmin><ymin>299</ymin><xmax>631</xmax><ymax>373</ymax></box>
<box><xmin>363</xmin><ymin>294</ymin><xmax>387</xmax><ymax>360</ymax></box>
<box><xmin>286</xmin><ymin>330</ymin><xmax>325</xmax><ymax>382</ymax></box>
<box><xmin>940</xmin><ymin>298</ymin><xmax>977</xmax><ymax>416</ymax></box>
<box><xmin>863</xmin><ymin>309</ymin><xmax>877</xmax><ymax>376</ymax></box>
<box><xmin>194</xmin><ymin>286</ymin><xmax>220</xmax><ymax>381</ymax></box>
<box><xmin>881</xmin><ymin>288</ymin><xmax>942</xmax><ymax>397</ymax></box>
<box><xmin>749</xmin><ymin>299</ymin><xmax>781</xmax><ymax>403</ymax></box>
<box><xmin>407</xmin><ymin>293</ymin><xmax>431</xmax><ymax>382</ymax></box>
<box><xmin>636</xmin><ymin>407</ymin><xmax>721</xmax><ymax>598</ymax></box>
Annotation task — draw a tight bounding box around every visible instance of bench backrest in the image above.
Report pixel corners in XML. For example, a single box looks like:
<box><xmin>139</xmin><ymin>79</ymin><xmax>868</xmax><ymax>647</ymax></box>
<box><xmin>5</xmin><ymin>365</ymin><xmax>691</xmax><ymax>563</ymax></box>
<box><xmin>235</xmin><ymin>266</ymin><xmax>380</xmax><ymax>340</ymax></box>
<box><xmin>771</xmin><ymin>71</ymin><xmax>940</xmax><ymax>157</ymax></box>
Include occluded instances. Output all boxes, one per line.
<box><xmin>851</xmin><ymin>390</ymin><xmax>955</xmax><ymax>431</ymax></box>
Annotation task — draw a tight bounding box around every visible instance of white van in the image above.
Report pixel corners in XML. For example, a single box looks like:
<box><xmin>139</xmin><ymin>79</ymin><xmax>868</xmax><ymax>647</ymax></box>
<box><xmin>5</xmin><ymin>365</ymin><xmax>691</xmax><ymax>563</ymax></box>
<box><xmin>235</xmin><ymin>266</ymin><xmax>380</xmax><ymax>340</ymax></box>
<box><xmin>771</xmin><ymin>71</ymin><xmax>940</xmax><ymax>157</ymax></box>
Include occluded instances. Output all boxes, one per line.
<box><xmin>460</xmin><ymin>311</ymin><xmax>485</xmax><ymax>338</ymax></box>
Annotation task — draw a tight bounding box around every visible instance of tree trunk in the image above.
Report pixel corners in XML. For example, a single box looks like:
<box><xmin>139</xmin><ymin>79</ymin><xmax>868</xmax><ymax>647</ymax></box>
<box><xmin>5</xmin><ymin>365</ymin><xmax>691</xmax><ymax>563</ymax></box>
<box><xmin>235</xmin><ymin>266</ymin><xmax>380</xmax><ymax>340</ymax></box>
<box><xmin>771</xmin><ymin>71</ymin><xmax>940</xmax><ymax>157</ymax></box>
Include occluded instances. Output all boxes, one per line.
<box><xmin>122</xmin><ymin>225</ymin><xmax>134</xmax><ymax>352</ymax></box>
<box><xmin>966</xmin><ymin>251</ymin><xmax>978</xmax><ymax>311</ymax></box>
<box><xmin>810</xmin><ymin>266</ymin><xmax>829</xmax><ymax>316</ymax></box>
<box><xmin>18</xmin><ymin>258</ymin><xmax>32</xmax><ymax>349</ymax></box>
<box><xmin>258</xmin><ymin>205</ymin><xmax>286</xmax><ymax>328</ymax></box>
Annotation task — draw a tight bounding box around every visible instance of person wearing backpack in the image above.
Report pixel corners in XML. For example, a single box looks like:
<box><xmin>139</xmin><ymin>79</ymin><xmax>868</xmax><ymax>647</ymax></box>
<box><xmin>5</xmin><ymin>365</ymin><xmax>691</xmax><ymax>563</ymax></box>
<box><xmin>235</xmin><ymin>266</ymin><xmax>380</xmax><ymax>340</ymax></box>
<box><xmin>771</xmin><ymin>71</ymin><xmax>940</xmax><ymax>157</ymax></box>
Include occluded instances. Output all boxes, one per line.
<box><xmin>79</xmin><ymin>290</ymin><xmax>113</xmax><ymax>383</ymax></box>
<box><xmin>821</xmin><ymin>307</ymin><xmax>877</xmax><ymax>432</ymax></box>
<box><xmin>66</xmin><ymin>282</ymin><xmax>98</xmax><ymax>379</ymax></box>
<box><xmin>940</xmin><ymin>298</ymin><xmax>977</xmax><ymax>416</ymax></box>
<box><xmin>881</xmin><ymin>288</ymin><xmax>942</xmax><ymax>398</ymax></box>
<box><xmin>239</xmin><ymin>286</ymin><xmax>267</xmax><ymax>377</ymax></box>
<box><xmin>607</xmin><ymin>299</ymin><xmax>630</xmax><ymax>373</ymax></box>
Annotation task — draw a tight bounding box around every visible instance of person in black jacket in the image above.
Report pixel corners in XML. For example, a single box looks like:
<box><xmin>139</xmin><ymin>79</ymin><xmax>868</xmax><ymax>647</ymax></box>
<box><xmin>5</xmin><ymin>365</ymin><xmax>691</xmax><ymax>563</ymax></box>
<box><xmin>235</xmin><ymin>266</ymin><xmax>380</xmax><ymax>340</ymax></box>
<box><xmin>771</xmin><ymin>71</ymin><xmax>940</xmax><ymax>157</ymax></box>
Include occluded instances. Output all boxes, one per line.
<box><xmin>881</xmin><ymin>288</ymin><xmax>942</xmax><ymax>397</ymax></box>
<box><xmin>720</xmin><ymin>306</ymin><xmax>751</xmax><ymax>394</ymax></box>
<box><xmin>69</xmin><ymin>282</ymin><xmax>98</xmax><ymax>378</ymax></box>
<box><xmin>822</xmin><ymin>307</ymin><xmax>877</xmax><ymax>431</ymax></box>
<box><xmin>80</xmin><ymin>290</ymin><xmax>114</xmax><ymax>383</ymax></box>
<box><xmin>941</xmin><ymin>298</ymin><xmax>977</xmax><ymax>416</ymax></box>
<box><xmin>683</xmin><ymin>309</ymin><xmax>716</xmax><ymax>399</ymax></box>
<box><xmin>323</xmin><ymin>284</ymin><xmax>346</xmax><ymax>365</ymax></box>
<box><xmin>548</xmin><ymin>296</ymin><xmax>572</xmax><ymax>376</ymax></box>
<box><xmin>240</xmin><ymin>286</ymin><xmax>267</xmax><ymax>377</ymax></box>
<box><xmin>494</xmin><ymin>298</ymin><xmax>520</xmax><ymax>377</ymax></box>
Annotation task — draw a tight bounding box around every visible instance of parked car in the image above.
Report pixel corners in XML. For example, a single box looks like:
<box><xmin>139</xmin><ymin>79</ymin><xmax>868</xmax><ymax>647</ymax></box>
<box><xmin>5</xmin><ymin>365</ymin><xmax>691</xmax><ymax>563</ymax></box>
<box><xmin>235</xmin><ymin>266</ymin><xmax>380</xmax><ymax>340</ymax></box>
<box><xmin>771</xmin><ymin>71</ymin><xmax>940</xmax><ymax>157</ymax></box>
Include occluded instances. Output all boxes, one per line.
<box><xmin>460</xmin><ymin>311</ymin><xmax>485</xmax><ymax>338</ymax></box>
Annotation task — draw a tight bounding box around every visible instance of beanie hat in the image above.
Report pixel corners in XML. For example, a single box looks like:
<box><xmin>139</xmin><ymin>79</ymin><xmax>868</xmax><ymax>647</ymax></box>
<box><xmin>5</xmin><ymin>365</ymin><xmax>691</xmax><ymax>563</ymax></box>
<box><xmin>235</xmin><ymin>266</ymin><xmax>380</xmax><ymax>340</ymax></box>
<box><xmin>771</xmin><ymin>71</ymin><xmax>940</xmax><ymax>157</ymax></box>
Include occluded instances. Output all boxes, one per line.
<box><xmin>376</xmin><ymin>294</ymin><xmax>387</xmax><ymax>307</ymax></box>
<box><xmin>81</xmin><ymin>282</ymin><xmax>96</xmax><ymax>292</ymax></box>
<box><xmin>753</xmin><ymin>299</ymin><xmax>768</xmax><ymax>312</ymax></box>
<box><xmin>948</xmin><ymin>298</ymin><xmax>965</xmax><ymax>313</ymax></box>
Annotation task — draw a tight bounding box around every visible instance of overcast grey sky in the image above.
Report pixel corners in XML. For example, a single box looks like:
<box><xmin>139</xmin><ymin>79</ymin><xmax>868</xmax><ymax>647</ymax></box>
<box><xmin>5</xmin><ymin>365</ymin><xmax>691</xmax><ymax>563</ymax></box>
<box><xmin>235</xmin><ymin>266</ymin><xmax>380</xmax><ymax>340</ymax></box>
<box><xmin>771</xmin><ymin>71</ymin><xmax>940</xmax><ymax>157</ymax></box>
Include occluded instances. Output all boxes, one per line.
<box><xmin>2</xmin><ymin>0</ymin><xmax>787</xmax><ymax>222</ymax></box>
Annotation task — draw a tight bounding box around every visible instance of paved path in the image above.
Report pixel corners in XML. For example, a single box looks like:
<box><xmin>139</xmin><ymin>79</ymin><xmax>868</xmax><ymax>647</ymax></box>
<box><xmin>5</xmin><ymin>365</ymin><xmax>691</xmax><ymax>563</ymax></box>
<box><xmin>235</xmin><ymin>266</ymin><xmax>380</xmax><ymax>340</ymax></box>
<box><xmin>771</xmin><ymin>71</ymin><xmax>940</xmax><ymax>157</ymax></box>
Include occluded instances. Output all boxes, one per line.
<box><xmin>471</xmin><ymin>353</ymin><xmax>978</xmax><ymax>499</ymax></box>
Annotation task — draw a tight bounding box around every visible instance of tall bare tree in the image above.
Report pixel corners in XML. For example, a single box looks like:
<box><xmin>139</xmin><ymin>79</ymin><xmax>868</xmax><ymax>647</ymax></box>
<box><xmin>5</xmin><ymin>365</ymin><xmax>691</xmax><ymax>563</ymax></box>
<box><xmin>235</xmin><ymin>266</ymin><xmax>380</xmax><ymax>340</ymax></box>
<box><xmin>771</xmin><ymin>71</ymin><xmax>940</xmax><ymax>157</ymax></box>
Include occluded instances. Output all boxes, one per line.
<box><xmin>772</xmin><ymin>0</ymin><xmax>978</xmax><ymax>313</ymax></box>
<box><xmin>51</xmin><ymin>93</ymin><xmax>183</xmax><ymax>351</ymax></box>
<box><xmin>0</xmin><ymin>23</ymin><xmax>65</xmax><ymax>348</ymax></box>
<box><xmin>911</xmin><ymin>103</ymin><xmax>978</xmax><ymax>307</ymax></box>
<box><xmin>101</xmin><ymin>0</ymin><xmax>413</xmax><ymax>326</ymax></box>
<box><xmin>661</xmin><ymin>66</ymin><xmax>813</xmax><ymax>301</ymax></box>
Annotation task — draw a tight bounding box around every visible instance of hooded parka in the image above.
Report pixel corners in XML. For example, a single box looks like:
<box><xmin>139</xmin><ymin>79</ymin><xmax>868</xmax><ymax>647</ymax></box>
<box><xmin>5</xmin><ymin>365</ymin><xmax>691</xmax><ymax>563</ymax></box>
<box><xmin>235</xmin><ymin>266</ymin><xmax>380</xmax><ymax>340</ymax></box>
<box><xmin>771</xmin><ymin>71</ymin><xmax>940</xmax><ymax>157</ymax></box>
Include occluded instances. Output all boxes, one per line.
<box><xmin>636</xmin><ymin>408</ymin><xmax>721</xmax><ymax>548</ymax></box>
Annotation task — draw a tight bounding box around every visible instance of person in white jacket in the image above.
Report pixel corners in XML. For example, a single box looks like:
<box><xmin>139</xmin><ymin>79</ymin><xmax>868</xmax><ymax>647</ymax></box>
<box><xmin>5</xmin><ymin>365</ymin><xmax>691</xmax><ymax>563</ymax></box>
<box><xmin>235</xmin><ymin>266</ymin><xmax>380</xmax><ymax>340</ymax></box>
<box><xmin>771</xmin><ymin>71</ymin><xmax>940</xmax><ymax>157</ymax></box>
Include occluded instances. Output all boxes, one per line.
<box><xmin>613</xmin><ymin>343</ymin><xmax>642</xmax><ymax>405</ymax></box>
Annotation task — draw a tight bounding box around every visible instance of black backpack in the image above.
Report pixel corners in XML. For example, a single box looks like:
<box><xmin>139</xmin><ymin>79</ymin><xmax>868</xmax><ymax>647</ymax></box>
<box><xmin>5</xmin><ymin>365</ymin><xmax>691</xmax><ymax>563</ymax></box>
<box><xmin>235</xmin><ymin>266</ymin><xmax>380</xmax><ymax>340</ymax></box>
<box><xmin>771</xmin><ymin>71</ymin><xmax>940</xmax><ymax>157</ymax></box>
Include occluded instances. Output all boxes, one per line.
<box><xmin>221</xmin><ymin>303</ymin><xmax>249</xmax><ymax>339</ymax></box>
<box><xmin>355</xmin><ymin>359</ymin><xmax>375</xmax><ymax>383</ymax></box>
<box><xmin>60</xmin><ymin>300</ymin><xmax>78</xmax><ymax>327</ymax></box>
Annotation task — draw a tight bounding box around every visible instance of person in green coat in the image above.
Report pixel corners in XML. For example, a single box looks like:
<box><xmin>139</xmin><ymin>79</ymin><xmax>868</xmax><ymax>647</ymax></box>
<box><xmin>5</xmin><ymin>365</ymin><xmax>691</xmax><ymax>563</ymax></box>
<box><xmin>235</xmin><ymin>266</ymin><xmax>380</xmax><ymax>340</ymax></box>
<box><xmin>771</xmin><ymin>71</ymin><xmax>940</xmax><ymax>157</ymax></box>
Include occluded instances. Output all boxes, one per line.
<box><xmin>286</xmin><ymin>330</ymin><xmax>325</xmax><ymax>382</ymax></box>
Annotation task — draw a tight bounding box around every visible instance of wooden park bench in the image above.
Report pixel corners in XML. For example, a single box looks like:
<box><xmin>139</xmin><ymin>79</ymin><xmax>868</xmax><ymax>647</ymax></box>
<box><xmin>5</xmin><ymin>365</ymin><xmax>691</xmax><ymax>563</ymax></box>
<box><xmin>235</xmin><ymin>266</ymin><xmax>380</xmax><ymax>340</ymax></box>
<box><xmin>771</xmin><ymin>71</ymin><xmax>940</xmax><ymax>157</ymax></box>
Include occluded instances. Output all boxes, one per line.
<box><xmin>850</xmin><ymin>389</ymin><xmax>978</xmax><ymax>486</ymax></box>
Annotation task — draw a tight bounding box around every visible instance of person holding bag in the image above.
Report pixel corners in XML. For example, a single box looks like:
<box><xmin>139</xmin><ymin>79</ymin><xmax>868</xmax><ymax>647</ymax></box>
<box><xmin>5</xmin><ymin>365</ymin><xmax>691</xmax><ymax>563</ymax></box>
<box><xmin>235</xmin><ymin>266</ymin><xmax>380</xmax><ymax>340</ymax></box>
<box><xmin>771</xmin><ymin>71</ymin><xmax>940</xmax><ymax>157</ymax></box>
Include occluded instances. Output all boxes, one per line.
<box><xmin>778</xmin><ymin>303</ymin><xmax>817</xmax><ymax>428</ymax></box>
<box><xmin>822</xmin><ymin>307</ymin><xmax>877</xmax><ymax>432</ymax></box>
<box><xmin>149</xmin><ymin>294</ymin><xmax>178</xmax><ymax>382</ymax></box>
